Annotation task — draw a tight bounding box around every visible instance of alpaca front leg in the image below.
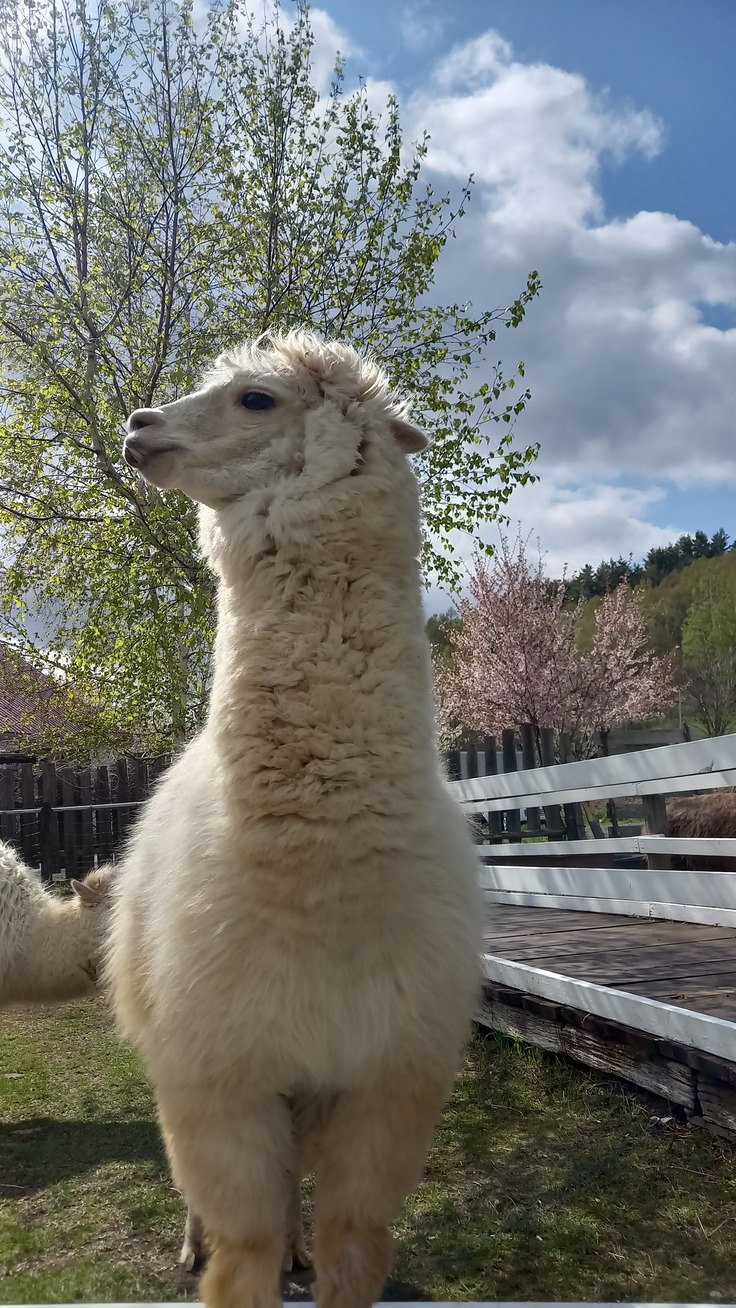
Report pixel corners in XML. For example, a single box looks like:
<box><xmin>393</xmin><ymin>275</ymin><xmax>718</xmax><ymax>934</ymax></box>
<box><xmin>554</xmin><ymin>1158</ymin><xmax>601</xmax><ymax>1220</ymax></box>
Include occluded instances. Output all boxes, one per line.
<box><xmin>160</xmin><ymin>1092</ymin><xmax>293</xmax><ymax>1308</ymax></box>
<box><xmin>312</xmin><ymin>1070</ymin><xmax>449</xmax><ymax>1308</ymax></box>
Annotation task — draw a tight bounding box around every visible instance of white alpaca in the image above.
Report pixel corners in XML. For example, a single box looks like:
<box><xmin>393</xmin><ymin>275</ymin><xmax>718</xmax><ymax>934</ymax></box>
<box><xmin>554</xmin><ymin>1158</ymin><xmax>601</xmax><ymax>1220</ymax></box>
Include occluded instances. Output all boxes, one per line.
<box><xmin>0</xmin><ymin>840</ymin><xmax>114</xmax><ymax>1005</ymax></box>
<box><xmin>108</xmin><ymin>331</ymin><xmax>483</xmax><ymax>1308</ymax></box>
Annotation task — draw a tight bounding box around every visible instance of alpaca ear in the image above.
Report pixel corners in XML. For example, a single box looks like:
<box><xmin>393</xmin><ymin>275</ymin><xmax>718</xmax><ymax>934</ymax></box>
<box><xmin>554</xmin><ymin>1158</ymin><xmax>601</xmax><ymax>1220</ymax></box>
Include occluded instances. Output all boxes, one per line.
<box><xmin>71</xmin><ymin>878</ymin><xmax>102</xmax><ymax>907</ymax></box>
<box><xmin>389</xmin><ymin>417</ymin><xmax>429</xmax><ymax>454</ymax></box>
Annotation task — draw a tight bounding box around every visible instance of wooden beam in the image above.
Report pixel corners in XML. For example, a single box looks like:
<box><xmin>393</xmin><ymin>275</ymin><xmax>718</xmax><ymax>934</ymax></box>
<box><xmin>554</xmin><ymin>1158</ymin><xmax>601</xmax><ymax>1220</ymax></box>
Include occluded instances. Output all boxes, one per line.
<box><xmin>456</xmin><ymin>732</ymin><xmax>736</xmax><ymax>801</ymax></box>
<box><xmin>476</xmin><ymin>993</ymin><xmax>698</xmax><ymax>1111</ymax></box>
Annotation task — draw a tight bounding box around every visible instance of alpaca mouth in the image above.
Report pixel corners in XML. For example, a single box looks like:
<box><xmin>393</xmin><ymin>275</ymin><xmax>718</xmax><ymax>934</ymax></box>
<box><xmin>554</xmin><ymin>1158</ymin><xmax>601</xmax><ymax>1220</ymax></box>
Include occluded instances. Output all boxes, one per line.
<box><xmin>123</xmin><ymin>438</ymin><xmax>182</xmax><ymax>470</ymax></box>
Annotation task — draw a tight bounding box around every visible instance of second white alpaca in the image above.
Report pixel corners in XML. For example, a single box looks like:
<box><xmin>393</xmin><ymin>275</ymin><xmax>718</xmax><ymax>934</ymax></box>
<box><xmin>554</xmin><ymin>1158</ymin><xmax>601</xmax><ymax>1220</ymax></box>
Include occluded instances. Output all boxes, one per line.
<box><xmin>0</xmin><ymin>840</ymin><xmax>114</xmax><ymax>1006</ymax></box>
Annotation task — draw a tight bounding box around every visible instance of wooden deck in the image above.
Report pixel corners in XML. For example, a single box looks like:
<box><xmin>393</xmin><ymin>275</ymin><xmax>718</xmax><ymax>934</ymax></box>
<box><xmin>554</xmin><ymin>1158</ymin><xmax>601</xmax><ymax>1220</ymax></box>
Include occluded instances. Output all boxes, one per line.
<box><xmin>483</xmin><ymin>903</ymin><xmax>736</xmax><ymax>1019</ymax></box>
<box><xmin>478</xmin><ymin>901</ymin><xmax>736</xmax><ymax>1135</ymax></box>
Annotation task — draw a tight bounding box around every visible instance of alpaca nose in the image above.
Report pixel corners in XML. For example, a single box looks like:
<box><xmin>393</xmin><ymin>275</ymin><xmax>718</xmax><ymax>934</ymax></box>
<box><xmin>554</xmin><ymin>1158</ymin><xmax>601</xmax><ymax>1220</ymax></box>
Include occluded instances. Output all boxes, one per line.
<box><xmin>127</xmin><ymin>407</ymin><xmax>165</xmax><ymax>433</ymax></box>
<box><xmin>124</xmin><ymin>408</ymin><xmax>171</xmax><ymax>468</ymax></box>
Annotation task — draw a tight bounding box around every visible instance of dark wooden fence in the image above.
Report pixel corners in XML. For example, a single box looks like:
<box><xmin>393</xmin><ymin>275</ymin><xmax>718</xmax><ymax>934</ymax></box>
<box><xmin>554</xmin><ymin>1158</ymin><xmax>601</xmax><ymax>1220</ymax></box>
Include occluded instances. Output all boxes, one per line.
<box><xmin>0</xmin><ymin>755</ymin><xmax>171</xmax><ymax>882</ymax></box>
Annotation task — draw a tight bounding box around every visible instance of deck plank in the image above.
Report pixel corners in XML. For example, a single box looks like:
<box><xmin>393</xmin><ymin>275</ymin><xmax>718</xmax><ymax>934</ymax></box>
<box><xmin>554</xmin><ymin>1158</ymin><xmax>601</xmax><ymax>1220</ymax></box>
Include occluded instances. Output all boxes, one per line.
<box><xmin>483</xmin><ymin>902</ymin><xmax>736</xmax><ymax>1020</ymax></box>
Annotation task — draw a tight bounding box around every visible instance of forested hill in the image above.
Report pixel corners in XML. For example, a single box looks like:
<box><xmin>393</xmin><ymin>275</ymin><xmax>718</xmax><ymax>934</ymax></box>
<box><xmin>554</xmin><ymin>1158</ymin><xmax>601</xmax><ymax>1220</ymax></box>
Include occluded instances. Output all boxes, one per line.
<box><xmin>563</xmin><ymin>529</ymin><xmax>731</xmax><ymax>602</ymax></box>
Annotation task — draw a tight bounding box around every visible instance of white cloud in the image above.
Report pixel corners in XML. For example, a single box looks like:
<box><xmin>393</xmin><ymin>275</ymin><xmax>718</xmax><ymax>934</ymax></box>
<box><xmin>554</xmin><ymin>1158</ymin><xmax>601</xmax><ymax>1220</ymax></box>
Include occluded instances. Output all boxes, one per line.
<box><xmin>423</xmin><ymin>477</ymin><xmax>681</xmax><ymax>615</ymax></box>
<box><xmin>397</xmin><ymin>26</ymin><xmax>736</xmax><ymax>580</ymax></box>
<box><xmin>410</xmin><ymin>34</ymin><xmax>662</xmax><ymax>237</ymax></box>
<box><xmin>397</xmin><ymin>1</ymin><xmax>450</xmax><ymax>54</ymax></box>
<box><xmin>505</xmin><ymin>479</ymin><xmax>680</xmax><ymax>576</ymax></box>
<box><xmin>308</xmin><ymin>7</ymin><xmax>358</xmax><ymax>90</ymax></box>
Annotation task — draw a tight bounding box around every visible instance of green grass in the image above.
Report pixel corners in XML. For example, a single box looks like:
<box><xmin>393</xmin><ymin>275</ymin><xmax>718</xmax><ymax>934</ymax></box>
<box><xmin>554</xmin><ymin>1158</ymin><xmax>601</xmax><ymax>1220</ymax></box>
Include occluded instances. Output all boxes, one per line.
<box><xmin>3</xmin><ymin>999</ymin><xmax>736</xmax><ymax>1303</ymax></box>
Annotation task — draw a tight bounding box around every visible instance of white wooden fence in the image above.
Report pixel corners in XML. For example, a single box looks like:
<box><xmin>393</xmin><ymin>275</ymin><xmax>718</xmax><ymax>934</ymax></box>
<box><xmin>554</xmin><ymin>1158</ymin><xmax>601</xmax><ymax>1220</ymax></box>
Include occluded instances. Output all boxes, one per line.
<box><xmin>453</xmin><ymin>732</ymin><xmax>736</xmax><ymax>928</ymax></box>
<box><xmin>452</xmin><ymin>732</ymin><xmax>736</xmax><ymax>1063</ymax></box>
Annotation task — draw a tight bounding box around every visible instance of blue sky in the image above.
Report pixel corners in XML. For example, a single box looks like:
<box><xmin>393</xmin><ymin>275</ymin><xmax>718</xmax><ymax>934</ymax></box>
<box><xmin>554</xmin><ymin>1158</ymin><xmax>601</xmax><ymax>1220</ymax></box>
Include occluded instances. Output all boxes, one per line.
<box><xmin>297</xmin><ymin>0</ymin><xmax>736</xmax><ymax>592</ymax></box>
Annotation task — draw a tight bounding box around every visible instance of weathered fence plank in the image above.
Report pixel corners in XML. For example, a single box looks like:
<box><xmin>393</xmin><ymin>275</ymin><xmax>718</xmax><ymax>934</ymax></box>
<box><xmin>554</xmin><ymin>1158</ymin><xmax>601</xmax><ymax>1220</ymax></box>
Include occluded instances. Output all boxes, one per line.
<box><xmin>539</xmin><ymin>727</ymin><xmax>563</xmax><ymax>837</ymax></box>
<box><xmin>61</xmin><ymin>766</ymin><xmax>77</xmax><ymax>877</ymax></box>
<box><xmin>501</xmin><ymin>729</ymin><xmax>521</xmax><ymax>837</ymax></box>
<box><xmin>483</xmin><ymin>736</ymin><xmax>503</xmax><ymax>839</ymax></box>
<box><xmin>114</xmin><ymin>757</ymin><xmax>130</xmax><ymax>846</ymax></box>
<box><xmin>642</xmin><ymin>792</ymin><xmax>672</xmax><ymax>871</ymax></box>
<box><xmin>519</xmin><ymin>724</ymin><xmax>540</xmax><ymax>832</ymax></box>
<box><xmin>96</xmin><ymin>766</ymin><xmax>113</xmax><ymax>864</ymax></box>
<box><xmin>40</xmin><ymin>763</ymin><xmax>59</xmax><ymax>882</ymax></box>
<box><xmin>79</xmin><ymin>767</ymin><xmax>94</xmax><ymax>871</ymax></box>
<box><xmin>0</xmin><ymin>767</ymin><xmax>15</xmax><ymax>843</ymax></box>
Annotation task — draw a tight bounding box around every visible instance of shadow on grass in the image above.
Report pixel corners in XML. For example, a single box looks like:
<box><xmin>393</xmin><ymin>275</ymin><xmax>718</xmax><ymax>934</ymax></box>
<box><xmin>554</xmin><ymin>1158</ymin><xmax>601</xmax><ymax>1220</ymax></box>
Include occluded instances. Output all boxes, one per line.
<box><xmin>0</xmin><ymin>1117</ymin><xmax>166</xmax><ymax>1195</ymax></box>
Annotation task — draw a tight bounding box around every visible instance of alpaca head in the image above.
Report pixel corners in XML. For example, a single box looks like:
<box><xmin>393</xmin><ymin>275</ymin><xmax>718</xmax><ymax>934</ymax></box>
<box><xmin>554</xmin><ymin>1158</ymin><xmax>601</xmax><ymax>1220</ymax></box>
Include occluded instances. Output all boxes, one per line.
<box><xmin>70</xmin><ymin>866</ymin><xmax>114</xmax><ymax>909</ymax></box>
<box><xmin>68</xmin><ymin>865</ymin><xmax>116</xmax><ymax>985</ymax></box>
<box><xmin>123</xmin><ymin>332</ymin><xmax>428</xmax><ymax>514</ymax></box>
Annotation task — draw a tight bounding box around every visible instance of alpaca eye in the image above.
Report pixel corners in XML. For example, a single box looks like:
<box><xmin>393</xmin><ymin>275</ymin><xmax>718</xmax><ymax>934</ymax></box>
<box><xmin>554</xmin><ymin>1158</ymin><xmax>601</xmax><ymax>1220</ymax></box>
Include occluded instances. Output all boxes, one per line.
<box><xmin>241</xmin><ymin>391</ymin><xmax>275</xmax><ymax>411</ymax></box>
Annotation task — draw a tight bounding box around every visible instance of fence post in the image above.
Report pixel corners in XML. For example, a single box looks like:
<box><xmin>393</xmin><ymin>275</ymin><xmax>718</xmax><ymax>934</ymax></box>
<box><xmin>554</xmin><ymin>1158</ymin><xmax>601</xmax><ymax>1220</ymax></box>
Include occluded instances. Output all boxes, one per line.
<box><xmin>79</xmin><ymin>766</ymin><xmax>94</xmax><ymax>871</ymax></box>
<box><xmin>483</xmin><ymin>736</ymin><xmax>503</xmax><ymax>839</ymax></box>
<box><xmin>41</xmin><ymin>762</ymin><xmax>60</xmax><ymax>880</ymax></box>
<box><xmin>642</xmin><ymin>793</ymin><xmax>672</xmax><ymax>871</ymax></box>
<box><xmin>560</xmin><ymin>732</ymin><xmax>586</xmax><ymax>840</ymax></box>
<box><xmin>115</xmin><ymin>757</ymin><xmax>130</xmax><ymax>844</ymax></box>
<box><xmin>38</xmin><ymin>801</ymin><xmax>55</xmax><ymax>883</ymax></box>
<box><xmin>61</xmin><ymin>765</ymin><xmax>76</xmax><ymax>879</ymax></box>
<box><xmin>96</xmin><ymin>765</ymin><xmax>113</xmax><ymax>863</ymax></box>
<box><xmin>465</xmin><ymin>740</ymin><xmax>483</xmax><ymax>843</ymax></box>
<box><xmin>20</xmin><ymin>762</ymin><xmax>36</xmax><ymax>865</ymax></box>
<box><xmin>133</xmin><ymin>757</ymin><xmax>149</xmax><ymax>802</ymax></box>
<box><xmin>539</xmin><ymin>728</ymin><xmax>563</xmax><ymax>838</ymax></box>
<box><xmin>519</xmin><ymin>724</ymin><xmax>540</xmax><ymax>835</ymax></box>
<box><xmin>446</xmin><ymin>750</ymin><xmax>461</xmax><ymax>782</ymax></box>
<box><xmin>501</xmin><ymin>728</ymin><xmax>521</xmax><ymax>838</ymax></box>
<box><xmin>0</xmin><ymin>765</ymin><xmax>15</xmax><ymax>844</ymax></box>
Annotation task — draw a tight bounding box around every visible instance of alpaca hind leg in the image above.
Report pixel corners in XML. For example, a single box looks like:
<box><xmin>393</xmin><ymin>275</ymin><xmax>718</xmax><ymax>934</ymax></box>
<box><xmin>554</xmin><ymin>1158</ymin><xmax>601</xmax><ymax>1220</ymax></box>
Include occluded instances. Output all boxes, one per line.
<box><xmin>158</xmin><ymin>1114</ymin><xmax>206</xmax><ymax>1271</ymax></box>
<box><xmin>180</xmin><ymin>1199</ymin><xmax>304</xmax><ymax>1276</ymax></box>
<box><xmin>159</xmin><ymin>1092</ymin><xmax>293</xmax><ymax>1308</ymax></box>
<box><xmin>312</xmin><ymin>1071</ymin><xmax>449</xmax><ymax>1308</ymax></box>
<box><xmin>284</xmin><ymin>1167</ymin><xmax>310</xmax><ymax>1272</ymax></box>
<box><xmin>180</xmin><ymin>1205</ymin><xmax>206</xmax><ymax>1272</ymax></box>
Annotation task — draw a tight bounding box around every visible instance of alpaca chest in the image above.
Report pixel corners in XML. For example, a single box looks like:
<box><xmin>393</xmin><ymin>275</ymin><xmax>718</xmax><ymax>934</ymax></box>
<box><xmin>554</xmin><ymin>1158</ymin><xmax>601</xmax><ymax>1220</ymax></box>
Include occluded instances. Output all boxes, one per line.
<box><xmin>145</xmin><ymin>879</ymin><xmax>470</xmax><ymax>1092</ymax></box>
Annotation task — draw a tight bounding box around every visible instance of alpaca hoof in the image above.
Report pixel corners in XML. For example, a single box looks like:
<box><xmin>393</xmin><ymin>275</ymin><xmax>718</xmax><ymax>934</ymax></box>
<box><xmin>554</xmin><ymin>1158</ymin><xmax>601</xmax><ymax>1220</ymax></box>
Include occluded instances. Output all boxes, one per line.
<box><xmin>179</xmin><ymin>1236</ymin><xmax>207</xmax><ymax>1273</ymax></box>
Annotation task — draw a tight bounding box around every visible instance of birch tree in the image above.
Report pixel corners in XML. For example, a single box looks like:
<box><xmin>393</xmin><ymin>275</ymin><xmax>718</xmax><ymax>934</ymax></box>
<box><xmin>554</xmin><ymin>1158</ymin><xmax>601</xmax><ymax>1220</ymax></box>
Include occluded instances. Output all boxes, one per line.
<box><xmin>0</xmin><ymin>0</ymin><xmax>539</xmax><ymax>754</ymax></box>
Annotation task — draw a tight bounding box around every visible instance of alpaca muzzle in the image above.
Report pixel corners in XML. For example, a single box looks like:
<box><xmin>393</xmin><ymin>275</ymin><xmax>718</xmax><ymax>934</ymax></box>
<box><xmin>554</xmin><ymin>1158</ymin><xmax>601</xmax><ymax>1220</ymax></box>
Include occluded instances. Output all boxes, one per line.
<box><xmin>123</xmin><ymin>434</ymin><xmax>182</xmax><ymax>469</ymax></box>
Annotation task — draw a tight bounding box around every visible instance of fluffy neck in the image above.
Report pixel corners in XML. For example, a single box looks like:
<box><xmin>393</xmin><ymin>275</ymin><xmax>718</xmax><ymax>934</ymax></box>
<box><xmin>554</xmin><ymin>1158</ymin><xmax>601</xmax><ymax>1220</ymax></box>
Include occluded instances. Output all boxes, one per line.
<box><xmin>204</xmin><ymin>483</ymin><xmax>438</xmax><ymax>817</ymax></box>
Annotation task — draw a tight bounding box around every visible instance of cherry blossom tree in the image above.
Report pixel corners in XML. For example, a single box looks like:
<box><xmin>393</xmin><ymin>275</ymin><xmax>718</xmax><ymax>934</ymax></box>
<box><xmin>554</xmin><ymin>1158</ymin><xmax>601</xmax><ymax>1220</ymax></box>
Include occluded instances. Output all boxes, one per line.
<box><xmin>438</xmin><ymin>535</ymin><xmax>677</xmax><ymax>758</ymax></box>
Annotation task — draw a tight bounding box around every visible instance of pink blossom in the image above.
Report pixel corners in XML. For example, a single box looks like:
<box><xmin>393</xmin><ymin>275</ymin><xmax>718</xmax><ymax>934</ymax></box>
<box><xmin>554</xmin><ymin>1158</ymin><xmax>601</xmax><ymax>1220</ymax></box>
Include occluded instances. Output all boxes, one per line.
<box><xmin>439</xmin><ymin>534</ymin><xmax>676</xmax><ymax>755</ymax></box>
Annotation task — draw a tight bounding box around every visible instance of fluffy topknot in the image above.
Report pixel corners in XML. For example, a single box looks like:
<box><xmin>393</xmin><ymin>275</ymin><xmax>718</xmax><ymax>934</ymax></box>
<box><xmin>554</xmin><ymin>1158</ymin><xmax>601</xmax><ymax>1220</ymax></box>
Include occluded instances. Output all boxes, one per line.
<box><xmin>204</xmin><ymin>330</ymin><xmax>413</xmax><ymax>425</ymax></box>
